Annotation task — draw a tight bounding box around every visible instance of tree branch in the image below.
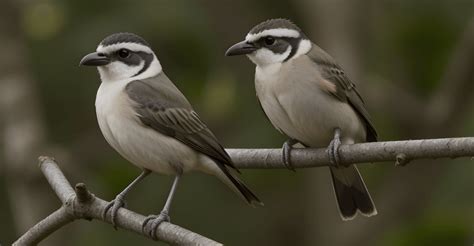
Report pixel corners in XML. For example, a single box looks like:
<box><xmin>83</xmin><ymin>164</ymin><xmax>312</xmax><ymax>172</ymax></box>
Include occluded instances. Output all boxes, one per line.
<box><xmin>13</xmin><ymin>207</ymin><xmax>74</xmax><ymax>245</ymax></box>
<box><xmin>228</xmin><ymin>137</ymin><xmax>474</xmax><ymax>169</ymax></box>
<box><xmin>13</xmin><ymin>137</ymin><xmax>473</xmax><ymax>245</ymax></box>
<box><xmin>13</xmin><ymin>157</ymin><xmax>222</xmax><ymax>246</ymax></box>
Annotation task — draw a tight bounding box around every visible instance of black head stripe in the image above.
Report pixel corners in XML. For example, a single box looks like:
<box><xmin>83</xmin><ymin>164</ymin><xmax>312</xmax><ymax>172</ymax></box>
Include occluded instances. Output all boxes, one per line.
<box><xmin>249</xmin><ymin>18</ymin><xmax>302</xmax><ymax>34</ymax></box>
<box><xmin>249</xmin><ymin>19</ymin><xmax>307</xmax><ymax>62</ymax></box>
<box><xmin>100</xmin><ymin>33</ymin><xmax>150</xmax><ymax>47</ymax></box>
<box><xmin>268</xmin><ymin>40</ymin><xmax>290</xmax><ymax>54</ymax></box>
<box><xmin>256</xmin><ymin>36</ymin><xmax>302</xmax><ymax>62</ymax></box>
<box><xmin>283</xmin><ymin>38</ymin><xmax>301</xmax><ymax>62</ymax></box>
<box><xmin>118</xmin><ymin>52</ymin><xmax>142</xmax><ymax>66</ymax></box>
<box><xmin>132</xmin><ymin>52</ymin><xmax>154</xmax><ymax>77</ymax></box>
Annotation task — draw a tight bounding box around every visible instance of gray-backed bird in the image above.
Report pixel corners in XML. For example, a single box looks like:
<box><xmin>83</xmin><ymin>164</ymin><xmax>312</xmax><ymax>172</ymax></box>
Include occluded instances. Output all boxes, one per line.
<box><xmin>226</xmin><ymin>19</ymin><xmax>377</xmax><ymax>220</ymax></box>
<box><xmin>80</xmin><ymin>33</ymin><xmax>262</xmax><ymax>238</ymax></box>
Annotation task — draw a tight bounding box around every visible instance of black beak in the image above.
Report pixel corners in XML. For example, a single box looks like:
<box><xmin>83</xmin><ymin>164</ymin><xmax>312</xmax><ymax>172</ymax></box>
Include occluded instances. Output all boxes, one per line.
<box><xmin>225</xmin><ymin>40</ymin><xmax>257</xmax><ymax>56</ymax></box>
<box><xmin>79</xmin><ymin>52</ymin><xmax>110</xmax><ymax>66</ymax></box>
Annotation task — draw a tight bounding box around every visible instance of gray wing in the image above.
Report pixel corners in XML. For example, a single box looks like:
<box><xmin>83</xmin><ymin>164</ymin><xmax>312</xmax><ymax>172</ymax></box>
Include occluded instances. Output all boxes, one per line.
<box><xmin>307</xmin><ymin>44</ymin><xmax>378</xmax><ymax>142</ymax></box>
<box><xmin>125</xmin><ymin>73</ymin><xmax>237</xmax><ymax>170</ymax></box>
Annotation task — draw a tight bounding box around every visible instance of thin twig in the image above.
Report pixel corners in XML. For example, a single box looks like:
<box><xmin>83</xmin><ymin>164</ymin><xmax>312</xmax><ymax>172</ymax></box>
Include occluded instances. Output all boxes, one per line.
<box><xmin>13</xmin><ymin>157</ymin><xmax>222</xmax><ymax>246</ymax></box>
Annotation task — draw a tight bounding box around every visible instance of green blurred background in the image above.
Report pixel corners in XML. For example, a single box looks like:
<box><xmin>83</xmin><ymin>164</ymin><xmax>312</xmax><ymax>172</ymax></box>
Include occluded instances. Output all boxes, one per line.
<box><xmin>1</xmin><ymin>0</ymin><xmax>473</xmax><ymax>245</ymax></box>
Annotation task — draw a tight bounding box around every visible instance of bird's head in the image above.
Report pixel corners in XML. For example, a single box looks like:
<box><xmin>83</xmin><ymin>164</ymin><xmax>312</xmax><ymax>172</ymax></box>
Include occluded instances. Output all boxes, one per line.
<box><xmin>225</xmin><ymin>19</ymin><xmax>312</xmax><ymax>67</ymax></box>
<box><xmin>80</xmin><ymin>32</ymin><xmax>162</xmax><ymax>82</ymax></box>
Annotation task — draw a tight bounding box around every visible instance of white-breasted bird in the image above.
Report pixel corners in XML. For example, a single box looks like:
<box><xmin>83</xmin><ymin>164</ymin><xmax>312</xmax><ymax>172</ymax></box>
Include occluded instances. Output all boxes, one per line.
<box><xmin>80</xmin><ymin>33</ymin><xmax>262</xmax><ymax>238</ymax></box>
<box><xmin>226</xmin><ymin>19</ymin><xmax>377</xmax><ymax>220</ymax></box>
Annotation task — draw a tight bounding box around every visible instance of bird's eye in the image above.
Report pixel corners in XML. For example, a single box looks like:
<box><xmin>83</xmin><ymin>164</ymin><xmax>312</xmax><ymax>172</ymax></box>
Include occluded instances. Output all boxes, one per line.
<box><xmin>264</xmin><ymin>37</ymin><xmax>275</xmax><ymax>45</ymax></box>
<box><xmin>118</xmin><ymin>49</ymin><xmax>130</xmax><ymax>58</ymax></box>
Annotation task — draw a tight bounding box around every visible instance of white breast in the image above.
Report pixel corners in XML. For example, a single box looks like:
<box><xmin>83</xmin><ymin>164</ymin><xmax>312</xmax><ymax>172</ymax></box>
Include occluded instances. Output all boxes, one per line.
<box><xmin>95</xmin><ymin>80</ymin><xmax>200</xmax><ymax>175</ymax></box>
<box><xmin>255</xmin><ymin>56</ymin><xmax>366</xmax><ymax>147</ymax></box>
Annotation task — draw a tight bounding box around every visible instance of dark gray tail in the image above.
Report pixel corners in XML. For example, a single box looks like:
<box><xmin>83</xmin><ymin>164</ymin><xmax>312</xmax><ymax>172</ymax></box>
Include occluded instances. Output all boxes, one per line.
<box><xmin>329</xmin><ymin>165</ymin><xmax>377</xmax><ymax>220</ymax></box>
<box><xmin>212</xmin><ymin>164</ymin><xmax>264</xmax><ymax>207</ymax></box>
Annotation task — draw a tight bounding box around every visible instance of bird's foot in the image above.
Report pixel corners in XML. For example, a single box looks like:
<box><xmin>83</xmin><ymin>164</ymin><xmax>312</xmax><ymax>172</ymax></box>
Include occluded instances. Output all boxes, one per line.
<box><xmin>282</xmin><ymin>139</ymin><xmax>298</xmax><ymax>171</ymax></box>
<box><xmin>328</xmin><ymin>128</ymin><xmax>346</xmax><ymax>167</ymax></box>
<box><xmin>102</xmin><ymin>195</ymin><xmax>127</xmax><ymax>229</ymax></box>
<box><xmin>142</xmin><ymin>211</ymin><xmax>170</xmax><ymax>240</ymax></box>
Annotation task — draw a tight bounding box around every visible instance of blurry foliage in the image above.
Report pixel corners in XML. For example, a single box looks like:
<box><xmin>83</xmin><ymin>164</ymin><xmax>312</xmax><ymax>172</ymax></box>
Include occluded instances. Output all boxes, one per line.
<box><xmin>382</xmin><ymin>215</ymin><xmax>472</xmax><ymax>246</ymax></box>
<box><xmin>22</xmin><ymin>2</ymin><xmax>65</xmax><ymax>40</ymax></box>
<box><xmin>1</xmin><ymin>0</ymin><xmax>473</xmax><ymax>245</ymax></box>
<box><xmin>370</xmin><ymin>1</ymin><xmax>473</xmax><ymax>95</ymax></box>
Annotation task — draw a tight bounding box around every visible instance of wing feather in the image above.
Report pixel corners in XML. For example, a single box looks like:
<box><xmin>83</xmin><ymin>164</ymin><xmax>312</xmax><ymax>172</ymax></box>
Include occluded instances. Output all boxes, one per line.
<box><xmin>125</xmin><ymin>74</ymin><xmax>237</xmax><ymax>169</ymax></box>
<box><xmin>307</xmin><ymin>44</ymin><xmax>378</xmax><ymax>141</ymax></box>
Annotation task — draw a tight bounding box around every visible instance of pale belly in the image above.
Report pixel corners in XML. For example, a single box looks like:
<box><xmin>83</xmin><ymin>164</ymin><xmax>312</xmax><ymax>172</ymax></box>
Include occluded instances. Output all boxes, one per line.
<box><xmin>99</xmin><ymin>114</ymin><xmax>200</xmax><ymax>175</ymax></box>
<box><xmin>257</xmin><ymin>78</ymin><xmax>366</xmax><ymax>148</ymax></box>
<box><xmin>95</xmin><ymin>83</ymin><xmax>200</xmax><ymax>175</ymax></box>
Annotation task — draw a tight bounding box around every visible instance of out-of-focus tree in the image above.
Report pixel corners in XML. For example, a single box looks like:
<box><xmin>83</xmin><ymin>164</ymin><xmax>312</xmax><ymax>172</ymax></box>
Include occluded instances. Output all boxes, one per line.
<box><xmin>0</xmin><ymin>0</ymin><xmax>64</xmax><ymax>244</ymax></box>
<box><xmin>1</xmin><ymin>0</ymin><xmax>473</xmax><ymax>245</ymax></box>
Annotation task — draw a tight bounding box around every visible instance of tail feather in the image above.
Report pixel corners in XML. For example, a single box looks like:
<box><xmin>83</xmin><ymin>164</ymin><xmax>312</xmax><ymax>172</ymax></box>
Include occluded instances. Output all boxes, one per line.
<box><xmin>202</xmin><ymin>159</ymin><xmax>263</xmax><ymax>206</ymax></box>
<box><xmin>221</xmin><ymin>168</ymin><xmax>264</xmax><ymax>206</ymax></box>
<box><xmin>329</xmin><ymin>165</ymin><xmax>376</xmax><ymax>220</ymax></box>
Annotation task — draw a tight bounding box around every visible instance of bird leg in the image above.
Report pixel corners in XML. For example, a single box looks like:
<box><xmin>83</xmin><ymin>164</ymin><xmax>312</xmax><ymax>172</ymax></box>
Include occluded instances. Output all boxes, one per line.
<box><xmin>328</xmin><ymin>128</ymin><xmax>345</xmax><ymax>167</ymax></box>
<box><xmin>102</xmin><ymin>169</ymin><xmax>151</xmax><ymax>229</ymax></box>
<box><xmin>142</xmin><ymin>174</ymin><xmax>181</xmax><ymax>240</ymax></box>
<box><xmin>282</xmin><ymin>138</ymin><xmax>298</xmax><ymax>171</ymax></box>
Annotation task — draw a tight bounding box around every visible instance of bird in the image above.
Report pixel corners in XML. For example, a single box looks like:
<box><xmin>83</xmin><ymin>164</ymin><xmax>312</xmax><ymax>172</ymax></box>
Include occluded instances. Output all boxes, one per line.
<box><xmin>225</xmin><ymin>18</ymin><xmax>377</xmax><ymax>220</ymax></box>
<box><xmin>80</xmin><ymin>32</ymin><xmax>262</xmax><ymax>238</ymax></box>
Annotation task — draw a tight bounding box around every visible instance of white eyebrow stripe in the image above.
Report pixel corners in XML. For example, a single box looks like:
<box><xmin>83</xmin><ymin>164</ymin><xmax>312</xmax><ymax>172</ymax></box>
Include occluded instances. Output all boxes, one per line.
<box><xmin>96</xmin><ymin>42</ymin><xmax>153</xmax><ymax>54</ymax></box>
<box><xmin>245</xmin><ymin>28</ymin><xmax>300</xmax><ymax>42</ymax></box>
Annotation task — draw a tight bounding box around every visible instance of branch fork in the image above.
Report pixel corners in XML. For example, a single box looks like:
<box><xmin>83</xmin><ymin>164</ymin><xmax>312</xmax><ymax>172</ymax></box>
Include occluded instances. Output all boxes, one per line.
<box><xmin>13</xmin><ymin>137</ymin><xmax>474</xmax><ymax>245</ymax></box>
<box><xmin>13</xmin><ymin>157</ymin><xmax>222</xmax><ymax>246</ymax></box>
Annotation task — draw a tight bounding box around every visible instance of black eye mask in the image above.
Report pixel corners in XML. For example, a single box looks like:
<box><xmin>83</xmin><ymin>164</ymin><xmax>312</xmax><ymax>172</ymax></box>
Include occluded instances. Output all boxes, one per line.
<box><xmin>132</xmin><ymin>52</ymin><xmax>154</xmax><ymax>77</ymax></box>
<box><xmin>256</xmin><ymin>36</ymin><xmax>301</xmax><ymax>62</ymax></box>
<box><xmin>282</xmin><ymin>37</ymin><xmax>301</xmax><ymax>62</ymax></box>
<box><xmin>110</xmin><ymin>51</ymin><xmax>154</xmax><ymax>77</ymax></box>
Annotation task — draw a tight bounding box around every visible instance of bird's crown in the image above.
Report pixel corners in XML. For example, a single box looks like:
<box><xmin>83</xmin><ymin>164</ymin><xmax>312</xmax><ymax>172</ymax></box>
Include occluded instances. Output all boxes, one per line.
<box><xmin>246</xmin><ymin>18</ymin><xmax>306</xmax><ymax>42</ymax></box>
<box><xmin>99</xmin><ymin>32</ymin><xmax>150</xmax><ymax>48</ymax></box>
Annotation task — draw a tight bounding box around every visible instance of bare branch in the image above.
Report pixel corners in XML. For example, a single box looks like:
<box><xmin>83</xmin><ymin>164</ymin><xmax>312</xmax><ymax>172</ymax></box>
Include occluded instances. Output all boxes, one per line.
<box><xmin>227</xmin><ymin>137</ymin><xmax>474</xmax><ymax>169</ymax></box>
<box><xmin>13</xmin><ymin>137</ymin><xmax>473</xmax><ymax>245</ymax></box>
<box><xmin>13</xmin><ymin>207</ymin><xmax>74</xmax><ymax>245</ymax></box>
<box><xmin>38</xmin><ymin>156</ymin><xmax>75</xmax><ymax>204</ymax></box>
<box><xmin>13</xmin><ymin>157</ymin><xmax>222</xmax><ymax>246</ymax></box>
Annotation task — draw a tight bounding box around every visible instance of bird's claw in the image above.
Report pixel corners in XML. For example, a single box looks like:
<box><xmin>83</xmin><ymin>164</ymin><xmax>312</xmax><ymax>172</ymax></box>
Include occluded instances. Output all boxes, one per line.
<box><xmin>282</xmin><ymin>139</ymin><xmax>297</xmax><ymax>171</ymax></box>
<box><xmin>328</xmin><ymin>128</ymin><xmax>345</xmax><ymax>167</ymax></box>
<box><xmin>102</xmin><ymin>196</ymin><xmax>126</xmax><ymax>229</ymax></box>
<box><xmin>142</xmin><ymin>211</ymin><xmax>170</xmax><ymax>240</ymax></box>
